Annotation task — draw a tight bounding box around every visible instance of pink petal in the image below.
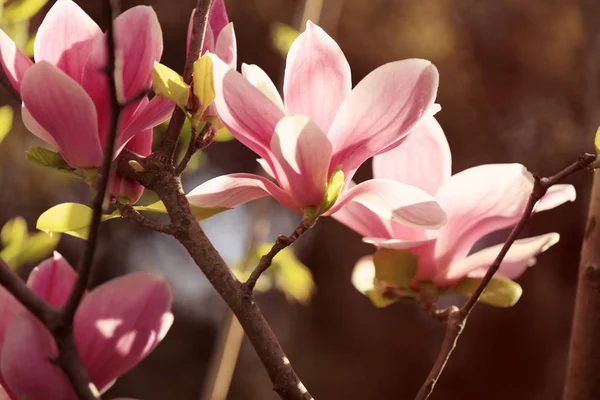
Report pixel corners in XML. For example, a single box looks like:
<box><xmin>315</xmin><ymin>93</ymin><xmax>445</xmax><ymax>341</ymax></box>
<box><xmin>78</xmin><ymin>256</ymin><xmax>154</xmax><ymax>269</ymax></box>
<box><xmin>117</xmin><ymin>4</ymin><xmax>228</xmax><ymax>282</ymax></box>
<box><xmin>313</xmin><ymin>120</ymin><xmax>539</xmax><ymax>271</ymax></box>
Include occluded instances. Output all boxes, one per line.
<box><xmin>435</xmin><ymin>233</ymin><xmax>560</xmax><ymax>285</ymax></box>
<box><xmin>256</xmin><ymin>158</ymin><xmax>276</xmax><ymax>179</ymax></box>
<box><xmin>372</xmin><ymin>116</ymin><xmax>451</xmax><ymax>196</ymax></box>
<box><xmin>331</xmin><ymin>201</ymin><xmax>392</xmax><ymax>239</ymax></box>
<box><xmin>535</xmin><ymin>184</ymin><xmax>576</xmax><ymax>212</ymax></box>
<box><xmin>209</xmin><ymin>0</ymin><xmax>230</xmax><ymax>36</ymax></box>
<box><xmin>34</xmin><ymin>0</ymin><xmax>101</xmax><ymax>83</ymax></box>
<box><xmin>326</xmin><ymin>178</ymin><xmax>447</xmax><ymax>229</ymax></box>
<box><xmin>26</xmin><ymin>252</ymin><xmax>78</xmax><ymax>308</ymax></box>
<box><xmin>21</xmin><ymin>105</ymin><xmax>58</xmax><ymax>148</ymax></box>
<box><xmin>0</xmin><ymin>288</ymin><xmax>24</xmax><ymax>346</ymax></box>
<box><xmin>1</xmin><ymin>313</ymin><xmax>75</xmax><ymax>400</ymax></box>
<box><xmin>21</xmin><ymin>61</ymin><xmax>103</xmax><ymax>168</ymax></box>
<box><xmin>0</xmin><ymin>381</ymin><xmax>13</xmax><ymax>400</ymax></box>
<box><xmin>433</xmin><ymin>164</ymin><xmax>535</xmax><ymax>269</ymax></box>
<box><xmin>110</xmin><ymin>128</ymin><xmax>153</xmax><ymax>204</ymax></box>
<box><xmin>74</xmin><ymin>273</ymin><xmax>173</xmax><ymax>390</ymax></box>
<box><xmin>270</xmin><ymin>115</ymin><xmax>332</xmax><ymax>207</ymax></box>
<box><xmin>187</xmin><ymin>173</ymin><xmax>300</xmax><ymax>212</ymax></box>
<box><xmin>118</xmin><ymin>96</ymin><xmax>174</xmax><ymax>153</ymax></box>
<box><xmin>215</xmin><ymin>22</ymin><xmax>237</xmax><ymax>69</ymax></box>
<box><xmin>242</xmin><ymin>63</ymin><xmax>284</xmax><ymax>111</ymax></box>
<box><xmin>0</xmin><ymin>29</ymin><xmax>33</xmax><ymax>92</ymax></box>
<box><xmin>209</xmin><ymin>53</ymin><xmax>285</xmax><ymax>161</ymax></box>
<box><xmin>283</xmin><ymin>21</ymin><xmax>351</xmax><ymax>133</ymax></box>
<box><xmin>328</xmin><ymin>59</ymin><xmax>439</xmax><ymax>181</ymax></box>
<box><xmin>363</xmin><ymin>237</ymin><xmax>434</xmax><ymax>251</ymax></box>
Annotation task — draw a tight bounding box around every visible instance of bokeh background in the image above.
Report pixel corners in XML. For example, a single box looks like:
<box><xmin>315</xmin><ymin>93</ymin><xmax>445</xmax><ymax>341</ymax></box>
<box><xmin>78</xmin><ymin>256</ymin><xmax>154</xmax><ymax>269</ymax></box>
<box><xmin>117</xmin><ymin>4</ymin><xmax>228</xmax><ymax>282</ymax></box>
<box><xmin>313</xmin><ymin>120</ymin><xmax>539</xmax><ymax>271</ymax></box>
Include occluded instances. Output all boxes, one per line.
<box><xmin>1</xmin><ymin>0</ymin><xmax>599</xmax><ymax>398</ymax></box>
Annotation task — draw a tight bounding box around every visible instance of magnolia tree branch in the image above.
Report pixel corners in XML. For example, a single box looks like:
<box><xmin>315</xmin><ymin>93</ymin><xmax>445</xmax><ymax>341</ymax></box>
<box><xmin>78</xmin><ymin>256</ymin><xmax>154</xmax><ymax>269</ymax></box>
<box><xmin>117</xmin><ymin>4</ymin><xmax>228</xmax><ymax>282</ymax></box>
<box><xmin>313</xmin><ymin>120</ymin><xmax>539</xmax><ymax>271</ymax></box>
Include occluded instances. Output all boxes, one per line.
<box><xmin>113</xmin><ymin>200</ymin><xmax>176</xmax><ymax>234</ymax></box>
<box><xmin>415</xmin><ymin>153</ymin><xmax>596</xmax><ymax>400</ymax></box>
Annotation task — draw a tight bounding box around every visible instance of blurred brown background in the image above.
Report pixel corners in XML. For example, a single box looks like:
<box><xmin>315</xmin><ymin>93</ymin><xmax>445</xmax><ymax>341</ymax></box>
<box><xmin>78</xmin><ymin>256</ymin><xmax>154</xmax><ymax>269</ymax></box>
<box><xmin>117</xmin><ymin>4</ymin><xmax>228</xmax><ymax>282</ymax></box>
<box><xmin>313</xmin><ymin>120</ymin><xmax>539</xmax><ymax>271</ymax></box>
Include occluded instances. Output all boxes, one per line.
<box><xmin>1</xmin><ymin>0</ymin><xmax>599</xmax><ymax>399</ymax></box>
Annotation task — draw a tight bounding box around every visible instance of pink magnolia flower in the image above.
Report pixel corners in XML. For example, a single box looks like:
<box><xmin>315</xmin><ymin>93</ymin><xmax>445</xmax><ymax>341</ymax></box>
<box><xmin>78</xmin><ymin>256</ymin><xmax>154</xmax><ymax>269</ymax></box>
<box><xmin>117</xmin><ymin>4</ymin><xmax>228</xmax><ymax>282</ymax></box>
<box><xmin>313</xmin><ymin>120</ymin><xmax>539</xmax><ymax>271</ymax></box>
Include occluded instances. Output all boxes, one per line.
<box><xmin>336</xmin><ymin>117</ymin><xmax>576</xmax><ymax>290</ymax></box>
<box><xmin>186</xmin><ymin>22</ymin><xmax>446</xmax><ymax>229</ymax></box>
<box><xmin>0</xmin><ymin>253</ymin><xmax>173</xmax><ymax>400</ymax></box>
<box><xmin>0</xmin><ymin>0</ymin><xmax>175</xmax><ymax>202</ymax></box>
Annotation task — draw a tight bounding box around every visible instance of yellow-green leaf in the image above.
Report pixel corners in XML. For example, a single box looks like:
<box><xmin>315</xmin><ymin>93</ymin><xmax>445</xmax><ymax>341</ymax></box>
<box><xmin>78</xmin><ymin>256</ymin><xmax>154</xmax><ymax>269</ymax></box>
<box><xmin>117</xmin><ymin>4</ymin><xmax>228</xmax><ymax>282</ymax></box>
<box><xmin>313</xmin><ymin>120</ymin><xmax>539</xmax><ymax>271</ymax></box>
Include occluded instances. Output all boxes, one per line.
<box><xmin>595</xmin><ymin>126</ymin><xmax>600</xmax><ymax>155</ymax></box>
<box><xmin>1</xmin><ymin>216</ymin><xmax>27</xmax><ymax>248</ymax></box>
<box><xmin>36</xmin><ymin>203</ymin><xmax>119</xmax><ymax>240</ymax></box>
<box><xmin>365</xmin><ymin>290</ymin><xmax>400</xmax><ymax>308</ymax></box>
<box><xmin>3</xmin><ymin>0</ymin><xmax>48</xmax><ymax>22</ymax></box>
<box><xmin>0</xmin><ymin>105</ymin><xmax>14</xmax><ymax>144</ymax></box>
<box><xmin>452</xmin><ymin>277</ymin><xmax>523</xmax><ymax>308</ymax></box>
<box><xmin>136</xmin><ymin>200</ymin><xmax>229</xmax><ymax>222</ymax></box>
<box><xmin>192</xmin><ymin>54</ymin><xmax>216</xmax><ymax>116</ymax></box>
<box><xmin>373</xmin><ymin>248</ymin><xmax>418</xmax><ymax>289</ymax></box>
<box><xmin>270</xmin><ymin>22</ymin><xmax>300</xmax><ymax>58</ymax></box>
<box><xmin>317</xmin><ymin>165</ymin><xmax>344</xmax><ymax>215</ymax></box>
<box><xmin>152</xmin><ymin>62</ymin><xmax>190</xmax><ymax>110</ymax></box>
<box><xmin>213</xmin><ymin>127</ymin><xmax>234</xmax><ymax>142</ymax></box>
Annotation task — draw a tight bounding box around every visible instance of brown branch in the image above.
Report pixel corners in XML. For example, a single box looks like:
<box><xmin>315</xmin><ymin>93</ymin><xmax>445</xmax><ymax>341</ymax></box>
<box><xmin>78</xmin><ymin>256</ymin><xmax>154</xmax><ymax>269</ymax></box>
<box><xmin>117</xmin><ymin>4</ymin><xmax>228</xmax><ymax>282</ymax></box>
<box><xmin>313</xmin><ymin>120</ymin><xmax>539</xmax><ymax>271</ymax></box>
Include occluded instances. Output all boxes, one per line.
<box><xmin>243</xmin><ymin>217</ymin><xmax>314</xmax><ymax>294</ymax></box>
<box><xmin>175</xmin><ymin>122</ymin><xmax>214</xmax><ymax>175</ymax></box>
<box><xmin>564</xmin><ymin>168</ymin><xmax>600</xmax><ymax>399</ymax></box>
<box><xmin>158</xmin><ymin>0</ymin><xmax>214</xmax><ymax>162</ymax></box>
<box><xmin>113</xmin><ymin>200</ymin><xmax>176</xmax><ymax>235</ymax></box>
<box><xmin>415</xmin><ymin>153</ymin><xmax>596</xmax><ymax>400</ymax></box>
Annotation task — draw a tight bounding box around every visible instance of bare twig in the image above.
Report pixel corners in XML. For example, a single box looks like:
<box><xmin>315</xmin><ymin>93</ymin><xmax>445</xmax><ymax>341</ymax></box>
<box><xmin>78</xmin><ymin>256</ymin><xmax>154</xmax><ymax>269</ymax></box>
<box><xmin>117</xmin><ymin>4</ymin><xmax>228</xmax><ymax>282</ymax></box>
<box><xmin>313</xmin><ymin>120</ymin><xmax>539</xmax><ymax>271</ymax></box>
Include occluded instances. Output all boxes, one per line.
<box><xmin>243</xmin><ymin>217</ymin><xmax>315</xmax><ymax>294</ymax></box>
<box><xmin>113</xmin><ymin>200</ymin><xmax>176</xmax><ymax>235</ymax></box>
<box><xmin>158</xmin><ymin>0</ymin><xmax>214</xmax><ymax>162</ymax></box>
<box><xmin>415</xmin><ymin>153</ymin><xmax>596</xmax><ymax>400</ymax></box>
<box><xmin>175</xmin><ymin>122</ymin><xmax>214</xmax><ymax>175</ymax></box>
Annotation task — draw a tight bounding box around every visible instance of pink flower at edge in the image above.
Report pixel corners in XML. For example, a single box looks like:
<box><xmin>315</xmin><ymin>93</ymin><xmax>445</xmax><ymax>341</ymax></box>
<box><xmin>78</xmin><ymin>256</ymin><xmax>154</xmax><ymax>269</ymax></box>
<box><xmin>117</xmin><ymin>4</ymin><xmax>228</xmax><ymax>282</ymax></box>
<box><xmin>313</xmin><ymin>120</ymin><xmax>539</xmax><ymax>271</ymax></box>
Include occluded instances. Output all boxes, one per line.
<box><xmin>185</xmin><ymin>21</ymin><xmax>447</xmax><ymax>230</ymax></box>
<box><xmin>335</xmin><ymin>116</ymin><xmax>576</xmax><ymax>289</ymax></box>
<box><xmin>0</xmin><ymin>0</ymin><xmax>176</xmax><ymax>203</ymax></box>
<box><xmin>0</xmin><ymin>253</ymin><xmax>173</xmax><ymax>400</ymax></box>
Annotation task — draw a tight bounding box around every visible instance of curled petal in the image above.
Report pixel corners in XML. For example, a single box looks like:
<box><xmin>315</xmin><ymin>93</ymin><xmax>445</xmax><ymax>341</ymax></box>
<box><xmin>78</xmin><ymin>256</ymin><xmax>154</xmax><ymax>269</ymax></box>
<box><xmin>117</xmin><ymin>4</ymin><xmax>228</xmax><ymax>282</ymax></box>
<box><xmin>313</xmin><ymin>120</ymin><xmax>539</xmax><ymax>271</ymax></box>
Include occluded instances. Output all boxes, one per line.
<box><xmin>326</xmin><ymin>178</ymin><xmax>447</xmax><ymax>229</ymax></box>
<box><xmin>433</xmin><ymin>164</ymin><xmax>535</xmax><ymax>268</ymax></box>
<box><xmin>1</xmin><ymin>313</ymin><xmax>74</xmax><ymax>400</ymax></box>
<box><xmin>373</xmin><ymin>116</ymin><xmax>451</xmax><ymax>196</ymax></box>
<box><xmin>242</xmin><ymin>63</ymin><xmax>284</xmax><ymax>111</ymax></box>
<box><xmin>435</xmin><ymin>233</ymin><xmax>560</xmax><ymax>285</ymax></box>
<box><xmin>209</xmin><ymin>53</ymin><xmax>285</xmax><ymax>162</ymax></box>
<box><xmin>535</xmin><ymin>184</ymin><xmax>576</xmax><ymax>212</ymax></box>
<box><xmin>187</xmin><ymin>173</ymin><xmax>300</xmax><ymax>212</ymax></box>
<box><xmin>34</xmin><ymin>0</ymin><xmax>101</xmax><ymax>83</ymax></box>
<box><xmin>270</xmin><ymin>115</ymin><xmax>332</xmax><ymax>207</ymax></box>
<box><xmin>328</xmin><ymin>59</ymin><xmax>439</xmax><ymax>180</ymax></box>
<box><xmin>0</xmin><ymin>29</ymin><xmax>33</xmax><ymax>92</ymax></box>
<box><xmin>0</xmin><ymin>288</ymin><xmax>24</xmax><ymax>346</ymax></box>
<box><xmin>74</xmin><ymin>273</ymin><xmax>174</xmax><ymax>390</ymax></box>
<box><xmin>21</xmin><ymin>62</ymin><xmax>102</xmax><ymax>168</ymax></box>
<box><xmin>26</xmin><ymin>252</ymin><xmax>78</xmax><ymax>308</ymax></box>
<box><xmin>332</xmin><ymin>201</ymin><xmax>392</xmax><ymax>239</ymax></box>
<box><xmin>284</xmin><ymin>21</ymin><xmax>351</xmax><ymax>133</ymax></box>
<box><xmin>363</xmin><ymin>237</ymin><xmax>435</xmax><ymax>251</ymax></box>
<box><xmin>215</xmin><ymin>23</ymin><xmax>237</xmax><ymax>69</ymax></box>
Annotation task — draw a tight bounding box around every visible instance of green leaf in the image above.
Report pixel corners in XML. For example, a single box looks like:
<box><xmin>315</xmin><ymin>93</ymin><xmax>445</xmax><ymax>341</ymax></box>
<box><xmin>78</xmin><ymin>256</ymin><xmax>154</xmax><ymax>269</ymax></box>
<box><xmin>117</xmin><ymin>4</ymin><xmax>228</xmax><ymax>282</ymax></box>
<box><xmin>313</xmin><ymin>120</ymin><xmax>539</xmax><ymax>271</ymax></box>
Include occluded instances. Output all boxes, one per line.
<box><xmin>595</xmin><ymin>126</ymin><xmax>600</xmax><ymax>154</ymax></box>
<box><xmin>152</xmin><ymin>62</ymin><xmax>190</xmax><ymax>110</ymax></box>
<box><xmin>1</xmin><ymin>216</ymin><xmax>27</xmax><ymax>248</ymax></box>
<box><xmin>0</xmin><ymin>217</ymin><xmax>60</xmax><ymax>270</ymax></box>
<box><xmin>365</xmin><ymin>290</ymin><xmax>400</xmax><ymax>308</ymax></box>
<box><xmin>3</xmin><ymin>0</ymin><xmax>48</xmax><ymax>22</ymax></box>
<box><xmin>25</xmin><ymin>146</ymin><xmax>98</xmax><ymax>182</ymax></box>
<box><xmin>135</xmin><ymin>201</ymin><xmax>229</xmax><ymax>222</ymax></box>
<box><xmin>213</xmin><ymin>127</ymin><xmax>234</xmax><ymax>142</ymax></box>
<box><xmin>192</xmin><ymin>54</ymin><xmax>215</xmax><ymax>116</ymax></box>
<box><xmin>451</xmin><ymin>277</ymin><xmax>523</xmax><ymax>308</ymax></box>
<box><xmin>317</xmin><ymin>165</ymin><xmax>344</xmax><ymax>215</ymax></box>
<box><xmin>36</xmin><ymin>203</ymin><xmax>119</xmax><ymax>240</ymax></box>
<box><xmin>0</xmin><ymin>105</ymin><xmax>14</xmax><ymax>144</ymax></box>
<box><xmin>270</xmin><ymin>22</ymin><xmax>300</xmax><ymax>58</ymax></box>
<box><xmin>373</xmin><ymin>248</ymin><xmax>418</xmax><ymax>289</ymax></box>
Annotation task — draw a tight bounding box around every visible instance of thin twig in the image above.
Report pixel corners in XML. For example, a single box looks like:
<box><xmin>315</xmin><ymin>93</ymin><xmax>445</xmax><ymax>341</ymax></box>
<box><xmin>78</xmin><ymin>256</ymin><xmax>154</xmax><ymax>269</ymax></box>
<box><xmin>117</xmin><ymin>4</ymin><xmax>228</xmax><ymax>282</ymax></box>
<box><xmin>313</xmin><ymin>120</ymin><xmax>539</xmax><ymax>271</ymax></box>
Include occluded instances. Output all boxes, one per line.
<box><xmin>113</xmin><ymin>200</ymin><xmax>176</xmax><ymax>235</ymax></box>
<box><xmin>61</xmin><ymin>0</ymin><xmax>122</xmax><ymax>322</ymax></box>
<box><xmin>243</xmin><ymin>216</ymin><xmax>315</xmax><ymax>294</ymax></box>
<box><xmin>175</xmin><ymin>122</ymin><xmax>214</xmax><ymax>175</ymax></box>
<box><xmin>415</xmin><ymin>153</ymin><xmax>596</xmax><ymax>400</ymax></box>
<box><xmin>158</xmin><ymin>0</ymin><xmax>214</xmax><ymax>163</ymax></box>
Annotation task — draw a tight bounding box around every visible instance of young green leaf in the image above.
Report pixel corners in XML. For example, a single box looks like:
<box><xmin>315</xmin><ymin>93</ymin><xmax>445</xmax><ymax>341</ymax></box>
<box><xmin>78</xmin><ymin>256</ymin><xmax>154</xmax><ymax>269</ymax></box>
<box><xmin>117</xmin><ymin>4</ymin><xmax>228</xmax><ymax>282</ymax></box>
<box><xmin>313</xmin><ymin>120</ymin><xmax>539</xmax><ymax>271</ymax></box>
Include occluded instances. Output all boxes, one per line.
<box><xmin>451</xmin><ymin>277</ymin><xmax>523</xmax><ymax>308</ymax></box>
<box><xmin>0</xmin><ymin>105</ymin><xmax>14</xmax><ymax>144</ymax></box>
<box><xmin>152</xmin><ymin>62</ymin><xmax>190</xmax><ymax>110</ymax></box>
<box><xmin>192</xmin><ymin>54</ymin><xmax>216</xmax><ymax>117</ymax></box>
<box><xmin>317</xmin><ymin>165</ymin><xmax>344</xmax><ymax>215</ymax></box>
<box><xmin>36</xmin><ymin>203</ymin><xmax>119</xmax><ymax>240</ymax></box>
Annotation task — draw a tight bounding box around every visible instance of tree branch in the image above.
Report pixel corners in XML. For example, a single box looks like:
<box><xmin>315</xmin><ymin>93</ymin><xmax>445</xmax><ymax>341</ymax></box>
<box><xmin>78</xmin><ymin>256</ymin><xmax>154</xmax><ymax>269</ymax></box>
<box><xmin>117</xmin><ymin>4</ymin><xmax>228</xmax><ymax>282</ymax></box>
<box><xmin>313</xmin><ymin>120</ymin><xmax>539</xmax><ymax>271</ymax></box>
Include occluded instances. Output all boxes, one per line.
<box><xmin>113</xmin><ymin>200</ymin><xmax>176</xmax><ymax>235</ymax></box>
<box><xmin>415</xmin><ymin>153</ymin><xmax>596</xmax><ymax>400</ymax></box>
<box><xmin>175</xmin><ymin>121</ymin><xmax>214</xmax><ymax>175</ymax></box>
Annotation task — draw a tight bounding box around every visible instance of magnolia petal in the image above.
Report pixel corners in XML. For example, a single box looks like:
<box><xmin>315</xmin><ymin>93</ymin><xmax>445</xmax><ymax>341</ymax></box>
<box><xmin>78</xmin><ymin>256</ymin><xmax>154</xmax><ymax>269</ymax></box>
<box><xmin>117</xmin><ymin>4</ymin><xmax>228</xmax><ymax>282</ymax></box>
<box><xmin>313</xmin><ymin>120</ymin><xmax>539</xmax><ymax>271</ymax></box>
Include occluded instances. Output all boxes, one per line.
<box><xmin>436</xmin><ymin>233</ymin><xmax>560</xmax><ymax>285</ymax></box>
<box><xmin>328</xmin><ymin>59</ymin><xmax>438</xmax><ymax>180</ymax></box>
<box><xmin>209</xmin><ymin>53</ymin><xmax>285</xmax><ymax>161</ymax></box>
<box><xmin>215</xmin><ymin>22</ymin><xmax>237</xmax><ymax>69</ymax></box>
<box><xmin>110</xmin><ymin>128</ymin><xmax>153</xmax><ymax>204</ymax></box>
<box><xmin>242</xmin><ymin>63</ymin><xmax>284</xmax><ymax>111</ymax></box>
<box><xmin>373</xmin><ymin>116</ymin><xmax>451</xmax><ymax>196</ymax></box>
<box><xmin>21</xmin><ymin>105</ymin><xmax>59</xmax><ymax>148</ymax></box>
<box><xmin>0</xmin><ymin>287</ymin><xmax>24</xmax><ymax>346</ymax></box>
<box><xmin>187</xmin><ymin>173</ymin><xmax>300</xmax><ymax>212</ymax></box>
<box><xmin>434</xmin><ymin>164</ymin><xmax>535</xmax><ymax>268</ymax></box>
<box><xmin>284</xmin><ymin>21</ymin><xmax>351</xmax><ymax>133</ymax></box>
<box><xmin>326</xmin><ymin>178</ymin><xmax>447</xmax><ymax>229</ymax></box>
<box><xmin>21</xmin><ymin>62</ymin><xmax>103</xmax><ymax>168</ymax></box>
<box><xmin>351</xmin><ymin>255</ymin><xmax>376</xmax><ymax>294</ymax></box>
<box><xmin>0</xmin><ymin>29</ymin><xmax>33</xmax><ymax>92</ymax></box>
<box><xmin>363</xmin><ymin>237</ymin><xmax>435</xmax><ymax>250</ymax></box>
<box><xmin>118</xmin><ymin>96</ymin><xmax>175</xmax><ymax>154</ymax></box>
<box><xmin>1</xmin><ymin>313</ymin><xmax>75</xmax><ymax>400</ymax></box>
<box><xmin>256</xmin><ymin>158</ymin><xmax>276</xmax><ymax>179</ymax></box>
<box><xmin>34</xmin><ymin>0</ymin><xmax>101</xmax><ymax>83</ymax></box>
<box><xmin>74</xmin><ymin>273</ymin><xmax>173</xmax><ymax>390</ymax></box>
<box><xmin>535</xmin><ymin>184</ymin><xmax>577</xmax><ymax>212</ymax></box>
<box><xmin>270</xmin><ymin>115</ymin><xmax>332</xmax><ymax>207</ymax></box>
<box><xmin>209</xmin><ymin>0</ymin><xmax>229</xmax><ymax>35</ymax></box>
<box><xmin>26</xmin><ymin>252</ymin><xmax>78</xmax><ymax>308</ymax></box>
<box><xmin>332</xmin><ymin>201</ymin><xmax>392</xmax><ymax>239</ymax></box>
